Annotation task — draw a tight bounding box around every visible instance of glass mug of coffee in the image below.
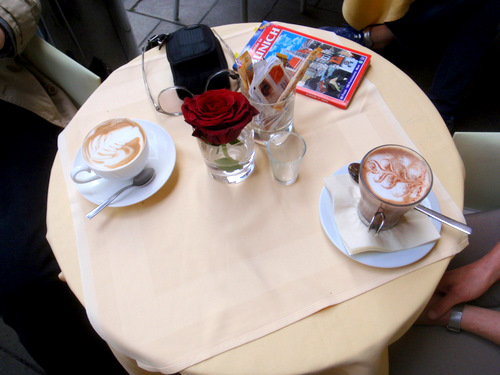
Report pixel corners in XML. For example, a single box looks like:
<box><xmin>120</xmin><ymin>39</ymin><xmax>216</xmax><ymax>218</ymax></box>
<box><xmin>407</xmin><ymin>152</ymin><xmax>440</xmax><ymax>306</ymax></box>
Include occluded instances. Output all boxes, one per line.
<box><xmin>357</xmin><ymin>144</ymin><xmax>433</xmax><ymax>234</ymax></box>
<box><xmin>71</xmin><ymin>118</ymin><xmax>149</xmax><ymax>183</ymax></box>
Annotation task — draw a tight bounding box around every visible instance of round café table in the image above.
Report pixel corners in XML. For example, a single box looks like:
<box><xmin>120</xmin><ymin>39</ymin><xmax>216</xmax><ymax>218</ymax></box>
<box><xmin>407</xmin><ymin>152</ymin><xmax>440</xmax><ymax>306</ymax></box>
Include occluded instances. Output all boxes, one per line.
<box><xmin>47</xmin><ymin>23</ymin><xmax>468</xmax><ymax>375</ymax></box>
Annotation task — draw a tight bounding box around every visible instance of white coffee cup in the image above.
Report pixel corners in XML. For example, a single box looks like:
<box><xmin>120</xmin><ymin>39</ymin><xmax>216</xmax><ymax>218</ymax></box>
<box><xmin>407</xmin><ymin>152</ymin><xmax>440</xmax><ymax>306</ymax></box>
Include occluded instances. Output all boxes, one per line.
<box><xmin>71</xmin><ymin>118</ymin><xmax>149</xmax><ymax>184</ymax></box>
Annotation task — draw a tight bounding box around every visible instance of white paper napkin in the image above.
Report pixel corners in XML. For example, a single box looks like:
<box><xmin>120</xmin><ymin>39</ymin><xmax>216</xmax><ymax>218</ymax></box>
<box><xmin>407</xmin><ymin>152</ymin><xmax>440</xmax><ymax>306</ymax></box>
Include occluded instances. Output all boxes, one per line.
<box><xmin>324</xmin><ymin>174</ymin><xmax>441</xmax><ymax>255</ymax></box>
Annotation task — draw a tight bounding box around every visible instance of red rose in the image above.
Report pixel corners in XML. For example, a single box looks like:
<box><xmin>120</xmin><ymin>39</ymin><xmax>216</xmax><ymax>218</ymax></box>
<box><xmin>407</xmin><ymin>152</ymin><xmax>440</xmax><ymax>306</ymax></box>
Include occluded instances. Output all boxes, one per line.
<box><xmin>181</xmin><ymin>89</ymin><xmax>259</xmax><ymax>145</ymax></box>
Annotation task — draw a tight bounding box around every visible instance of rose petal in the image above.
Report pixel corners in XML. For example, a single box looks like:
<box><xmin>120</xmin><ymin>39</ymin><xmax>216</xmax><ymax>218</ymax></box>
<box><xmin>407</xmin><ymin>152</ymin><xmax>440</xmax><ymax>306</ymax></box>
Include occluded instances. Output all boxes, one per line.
<box><xmin>182</xmin><ymin>89</ymin><xmax>259</xmax><ymax>145</ymax></box>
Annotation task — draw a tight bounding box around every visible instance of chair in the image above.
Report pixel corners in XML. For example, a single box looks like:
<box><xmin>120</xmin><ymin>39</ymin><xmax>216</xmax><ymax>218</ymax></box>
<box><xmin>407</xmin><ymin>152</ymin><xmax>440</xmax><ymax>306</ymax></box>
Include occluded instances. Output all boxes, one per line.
<box><xmin>22</xmin><ymin>35</ymin><xmax>101</xmax><ymax>108</ymax></box>
<box><xmin>453</xmin><ymin>132</ymin><xmax>500</xmax><ymax>212</ymax></box>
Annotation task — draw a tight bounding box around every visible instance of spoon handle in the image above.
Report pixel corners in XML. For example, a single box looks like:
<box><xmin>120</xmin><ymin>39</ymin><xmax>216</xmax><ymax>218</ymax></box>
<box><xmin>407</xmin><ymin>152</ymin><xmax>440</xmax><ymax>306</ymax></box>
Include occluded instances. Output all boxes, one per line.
<box><xmin>86</xmin><ymin>185</ymin><xmax>133</xmax><ymax>219</ymax></box>
<box><xmin>414</xmin><ymin>204</ymin><xmax>472</xmax><ymax>235</ymax></box>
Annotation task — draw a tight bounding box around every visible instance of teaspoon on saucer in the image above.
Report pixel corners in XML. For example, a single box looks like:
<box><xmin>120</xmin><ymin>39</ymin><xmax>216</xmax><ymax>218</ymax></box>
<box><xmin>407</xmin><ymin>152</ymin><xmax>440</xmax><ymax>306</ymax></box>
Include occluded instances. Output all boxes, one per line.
<box><xmin>348</xmin><ymin>163</ymin><xmax>472</xmax><ymax>235</ymax></box>
<box><xmin>86</xmin><ymin>167</ymin><xmax>156</xmax><ymax>219</ymax></box>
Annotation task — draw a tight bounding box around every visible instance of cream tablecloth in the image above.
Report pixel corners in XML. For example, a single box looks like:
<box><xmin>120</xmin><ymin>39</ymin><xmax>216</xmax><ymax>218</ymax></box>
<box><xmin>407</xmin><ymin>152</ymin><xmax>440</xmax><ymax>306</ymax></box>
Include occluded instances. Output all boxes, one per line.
<box><xmin>47</xmin><ymin>23</ymin><xmax>469</xmax><ymax>375</ymax></box>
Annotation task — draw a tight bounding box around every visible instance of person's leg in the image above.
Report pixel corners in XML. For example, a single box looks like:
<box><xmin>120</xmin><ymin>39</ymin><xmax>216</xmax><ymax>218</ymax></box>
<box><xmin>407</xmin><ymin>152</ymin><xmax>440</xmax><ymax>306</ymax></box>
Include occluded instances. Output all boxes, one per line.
<box><xmin>0</xmin><ymin>100</ymin><xmax>127</xmax><ymax>374</ymax></box>
<box><xmin>389</xmin><ymin>209</ymin><xmax>500</xmax><ymax>374</ymax></box>
<box><xmin>385</xmin><ymin>0</ymin><xmax>481</xmax><ymax>45</ymax></box>
<box><xmin>2</xmin><ymin>277</ymin><xmax>128</xmax><ymax>374</ymax></box>
<box><xmin>450</xmin><ymin>209</ymin><xmax>500</xmax><ymax>308</ymax></box>
<box><xmin>322</xmin><ymin>0</ymin><xmax>480</xmax><ymax>49</ymax></box>
<box><xmin>0</xmin><ymin>102</ymin><xmax>62</xmax><ymax>293</ymax></box>
<box><xmin>450</xmin><ymin>209</ymin><xmax>500</xmax><ymax>269</ymax></box>
<box><xmin>389</xmin><ymin>309</ymin><xmax>500</xmax><ymax>375</ymax></box>
<box><xmin>427</xmin><ymin>0</ymin><xmax>500</xmax><ymax>124</ymax></box>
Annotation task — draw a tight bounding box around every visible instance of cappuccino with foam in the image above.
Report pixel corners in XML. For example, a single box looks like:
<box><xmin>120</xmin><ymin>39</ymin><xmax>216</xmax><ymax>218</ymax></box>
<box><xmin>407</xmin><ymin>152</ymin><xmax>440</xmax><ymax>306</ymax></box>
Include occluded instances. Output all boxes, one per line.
<box><xmin>82</xmin><ymin>118</ymin><xmax>146</xmax><ymax>170</ymax></box>
<box><xmin>71</xmin><ymin>118</ymin><xmax>149</xmax><ymax>184</ymax></box>
<box><xmin>358</xmin><ymin>145</ymin><xmax>433</xmax><ymax>231</ymax></box>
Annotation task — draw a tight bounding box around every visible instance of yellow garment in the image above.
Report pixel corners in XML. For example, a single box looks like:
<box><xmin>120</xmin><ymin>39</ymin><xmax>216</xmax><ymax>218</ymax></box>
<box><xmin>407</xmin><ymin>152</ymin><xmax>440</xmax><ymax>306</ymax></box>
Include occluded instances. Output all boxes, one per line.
<box><xmin>342</xmin><ymin>0</ymin><xmax>415</xmax><ymax>30</ymax></box>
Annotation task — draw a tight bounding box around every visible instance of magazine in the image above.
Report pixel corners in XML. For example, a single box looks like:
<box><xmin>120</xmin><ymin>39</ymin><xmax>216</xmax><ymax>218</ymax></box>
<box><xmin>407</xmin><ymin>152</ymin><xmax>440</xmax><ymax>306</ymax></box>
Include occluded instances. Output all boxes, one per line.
<box><xmin>239</xmin><ymin>21</ymin><xmax>371</xmax><ymax>109</ymax></box>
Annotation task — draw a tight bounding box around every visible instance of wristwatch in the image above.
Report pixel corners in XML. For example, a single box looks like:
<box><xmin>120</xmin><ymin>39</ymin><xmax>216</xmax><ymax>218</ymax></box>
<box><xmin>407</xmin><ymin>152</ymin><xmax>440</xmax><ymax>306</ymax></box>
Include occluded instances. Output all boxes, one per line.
<box><xmin>447</xmin><ymin>303</ymin><xmax>465</xmax><ymax>332</ymax></box>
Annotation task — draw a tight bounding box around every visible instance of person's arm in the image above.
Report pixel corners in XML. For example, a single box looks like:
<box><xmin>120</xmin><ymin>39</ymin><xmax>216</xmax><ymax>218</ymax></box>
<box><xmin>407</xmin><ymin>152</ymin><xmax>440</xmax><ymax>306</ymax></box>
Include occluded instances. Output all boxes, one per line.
<box><xmin>0</xmin><ymin>27</ymin><xmax>5</xmax><ymax>50</ymax></box>
<box><xmin>418</xmin><ymin>301</ymin><xmax>500</xmax><ymax>345</ymax></box>
<box><xmin>0</xmin><ymin>22</ymin><xmax>14</xmax><ymax>57</ymax></box>
<box><xmin>461</xmin><ymin>305</ymin><xmax>500</xmax><ymax>345</ymax></box>
<box><xmin>427</xmin><ymin>240</ymin><xmax>500</xmax><ymax>320</ymax></box>
<box><xmin>0</xmin><ymin>0</ymin><xmax>41</xmax><ymax>55</ymax></box>
<box><xmin>417</xmin><ymin>240</ymin><xmax>500</xmax><ymax>344</ymax></box>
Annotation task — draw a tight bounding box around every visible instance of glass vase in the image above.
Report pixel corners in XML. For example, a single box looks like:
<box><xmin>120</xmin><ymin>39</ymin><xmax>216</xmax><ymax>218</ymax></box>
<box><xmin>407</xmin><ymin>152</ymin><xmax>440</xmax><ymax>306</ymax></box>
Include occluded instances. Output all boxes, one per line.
<box><xmin>197</xmin><ymin>127</ymin><xmax>255</xmax><ymax>183</ymax></box>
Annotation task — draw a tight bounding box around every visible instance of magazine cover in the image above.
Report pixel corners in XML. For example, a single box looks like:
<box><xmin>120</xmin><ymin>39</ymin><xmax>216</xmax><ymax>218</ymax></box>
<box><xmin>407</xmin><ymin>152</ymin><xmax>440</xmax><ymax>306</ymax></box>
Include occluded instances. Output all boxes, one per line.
<box><xmin>240</xmin><ymin>21</ymin><xmax>371</xmax><ymax>109</ymax></box>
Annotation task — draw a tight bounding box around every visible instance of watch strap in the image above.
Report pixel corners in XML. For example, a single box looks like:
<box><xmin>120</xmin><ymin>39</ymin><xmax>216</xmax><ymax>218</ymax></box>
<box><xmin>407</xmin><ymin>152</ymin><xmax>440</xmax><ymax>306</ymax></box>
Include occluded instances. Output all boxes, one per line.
<box><xmin>447</xmin><ymin>303</ymin><xmax>465</xmax><ymax>332</ymax></box>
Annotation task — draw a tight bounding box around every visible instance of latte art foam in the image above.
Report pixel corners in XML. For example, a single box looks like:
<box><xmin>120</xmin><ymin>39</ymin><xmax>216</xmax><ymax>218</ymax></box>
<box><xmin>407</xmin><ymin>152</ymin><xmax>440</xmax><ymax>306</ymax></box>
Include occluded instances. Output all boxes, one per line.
<box><xmin>82</xmin><ymin>119</ymin><xmax>146</xmax><ymax>170</ymax></box>
<box><xmin>362</xmin><ymin>146</ymin><xmax>431</xmax><ymax>205</ymax></box>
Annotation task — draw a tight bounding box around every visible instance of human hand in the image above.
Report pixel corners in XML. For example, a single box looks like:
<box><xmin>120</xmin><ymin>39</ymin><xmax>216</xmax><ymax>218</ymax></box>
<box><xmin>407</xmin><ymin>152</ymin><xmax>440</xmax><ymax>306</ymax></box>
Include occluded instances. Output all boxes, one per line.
<box><xmin>416</xmin><ymin>293</ymin><xmax>450</xmax><ymax>326</ymax></box>
<box><xmin>0</xmin><ymin>28</ymin><xmax>5</xmax><ymax>50</ymax></box>
<box><xmin>419</xmin><ymin>298</ymin><xmax>500</xmax><ymax>345</ymax></box>
<box><xmin>426</xmin><ymin>261</ymin><xmax>491</xmax><ymax>320</ymax></box>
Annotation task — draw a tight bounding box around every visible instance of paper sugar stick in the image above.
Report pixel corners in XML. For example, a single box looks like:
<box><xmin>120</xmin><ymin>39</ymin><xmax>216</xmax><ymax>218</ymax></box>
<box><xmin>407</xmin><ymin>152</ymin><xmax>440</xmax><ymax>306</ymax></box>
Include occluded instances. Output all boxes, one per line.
<box><xmin>237</xmin><ymin>51</ymin><xmax>254</xmax><ymax>94</ymax></box>
<box><xmin>276</xmin><ymin>47</ymin><xmax>322</xmax><ymax>103</ymax></box>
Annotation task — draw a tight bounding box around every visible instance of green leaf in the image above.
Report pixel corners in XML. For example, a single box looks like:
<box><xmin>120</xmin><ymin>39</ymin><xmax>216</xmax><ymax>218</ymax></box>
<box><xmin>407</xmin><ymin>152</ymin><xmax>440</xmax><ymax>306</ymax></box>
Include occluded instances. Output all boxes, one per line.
<box><xmin>215</xmin><ymin>157</ymin><xmax>242</xmax><ymax>172</ymax></box>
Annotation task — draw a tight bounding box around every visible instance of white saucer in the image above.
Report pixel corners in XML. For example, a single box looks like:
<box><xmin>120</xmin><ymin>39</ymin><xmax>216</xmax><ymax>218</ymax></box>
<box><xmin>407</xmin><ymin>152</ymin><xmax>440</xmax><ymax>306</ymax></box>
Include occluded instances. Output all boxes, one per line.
<box><xmin>319</xmin><ymin>164</ymin><xmax>442</xmax><ymax>268</ymax></box>
<box><xmin>73</xmin><ymin>119</ymin><xmax>176</xmax><ymax>207</ymax></box>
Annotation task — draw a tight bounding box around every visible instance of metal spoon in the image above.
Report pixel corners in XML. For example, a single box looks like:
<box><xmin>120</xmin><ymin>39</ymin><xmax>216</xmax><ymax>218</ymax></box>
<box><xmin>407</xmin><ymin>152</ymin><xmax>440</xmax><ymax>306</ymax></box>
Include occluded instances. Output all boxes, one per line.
<box><xmin>348</xmin><ymin>163</ymin><xmax>472</xmax><ymax>235</ymax></box>
<box><xmin>86</xmin><ymin>167</ymin><xmax>156</xmax><ymax>219</ymax></box>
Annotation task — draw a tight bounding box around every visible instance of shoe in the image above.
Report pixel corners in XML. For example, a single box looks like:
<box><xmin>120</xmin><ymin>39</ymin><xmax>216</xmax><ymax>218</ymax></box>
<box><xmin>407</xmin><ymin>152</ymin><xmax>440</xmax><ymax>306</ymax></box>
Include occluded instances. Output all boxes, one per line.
<box><xmin>320</xmin><ymin>25</ymin><xmax>372</xmax><ymax>47</ymax></box>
